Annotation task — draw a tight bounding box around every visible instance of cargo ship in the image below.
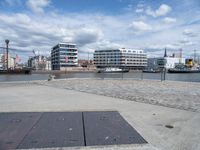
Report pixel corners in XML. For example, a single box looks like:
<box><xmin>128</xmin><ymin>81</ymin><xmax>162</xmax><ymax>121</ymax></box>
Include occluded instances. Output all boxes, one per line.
<box><xmin>168</xmin><ymin>68</ymin><xmax>200</xmax><ymax>73</ymax></box>
<box><xmin>168</xmin><ymin>63</ymin><xmax>200</xmax><ymax>73</ymax></box>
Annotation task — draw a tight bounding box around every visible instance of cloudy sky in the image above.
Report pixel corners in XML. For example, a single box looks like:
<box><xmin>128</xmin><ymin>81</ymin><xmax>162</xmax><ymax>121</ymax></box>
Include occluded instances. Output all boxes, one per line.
<box><xmin>0</xmin><ymin>0</ymin><xmax>200</xmax><ymax>60</ymax></box>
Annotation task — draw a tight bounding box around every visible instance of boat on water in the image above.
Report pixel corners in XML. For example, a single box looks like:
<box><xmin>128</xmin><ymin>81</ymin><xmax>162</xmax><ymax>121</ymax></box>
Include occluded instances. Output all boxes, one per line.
<box><xmin>0</xmin><ymin>68</ymin><xmax>32</xmax><ymax>75</ymax></box>
<box><xmin>168</xmin><ymin>68</ymin><xmax>200</xmax><ymax>73</ymax></box>
<box><xmin>168</xmin><ymin>64</ymin><xmax>200</xmax><ymax>73</ymax></box>
<box><xmin>142</xmin><ymin>69</ymin><xmax>160</xmax><ymax>73</ymax></box>
<box><xmin>98</xmin><ymin>68</ymin><xmax>129</xmax><ymax>73</ymax></box>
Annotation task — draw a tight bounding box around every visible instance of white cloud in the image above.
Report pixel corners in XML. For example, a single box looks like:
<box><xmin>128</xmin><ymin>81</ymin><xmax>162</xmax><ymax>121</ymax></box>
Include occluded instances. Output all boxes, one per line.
<box><xmin>125</xmin><ymin>4</ymin><xmax>134</xmax><ymax>11</ymax></box>
<box><xmin>73</xmin><ymin>28</ymin><xmax>103</xmax><ymax>46</ymax></box>
<box><xmin>136</xmin><ymin>8</ymin><xmax>144</xmax><ymax>13</ymax></box>
<box><xmin>4</xmin><ymin>0</ymin><xmax>21</xmax><ymax>6</ymax></box>
<box><xmin>0</xmin><ymin>13</ymin><xmax>106</xmax><ymax>56</ymax></box>
<box><xmin>179</xmin><ymin>38</ymin><xmax>195</xmax><ymax>46</ymax></box>
<box><xmin>0</xmin><ymin>1</ymin><xmax>199</xmax><ymax>60</ymax></box>
<box><xmin>145</xmin><ymin>43</ymin><xmax>181</xmax><ymax>51</ymax></box>
<box><xmin>135</xmin><ymin>3</ymin><xmax>144</xmax><ymax>13</ymax></box>
<box><xmin>129</xmin><ymin>21</ymin><xmax>152</xmax><ymax>31</ymax></box>
<box><xmin>146</xmin><ymin>4</ymin><xmax>172</xmax><ymax>17</ymax></box>
<box><xmin>163</xmin><ymin>17</ymin><xmax>177</xmax><ymax>23</ymax></box>
<box><xmin>183</xmin><ymin>29</ymin><xmax>198</xmax><ymax>37</ymax></box>
<box><xmin>26</xmin><ymin>0</ymin><xmax>51</xmax><ymax>14</ymax></box>
<box><xmin>137</xmin><ymin>4</ymin><xmax>144</xmax><ymax>8</ymax></box>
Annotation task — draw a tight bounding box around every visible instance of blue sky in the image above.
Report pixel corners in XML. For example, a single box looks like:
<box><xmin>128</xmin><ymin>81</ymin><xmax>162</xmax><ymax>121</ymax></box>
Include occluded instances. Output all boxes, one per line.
<box><xmin>0</xmin><ymin>0</ymin><xmax>200</xmax><ymax>60</ymax></box>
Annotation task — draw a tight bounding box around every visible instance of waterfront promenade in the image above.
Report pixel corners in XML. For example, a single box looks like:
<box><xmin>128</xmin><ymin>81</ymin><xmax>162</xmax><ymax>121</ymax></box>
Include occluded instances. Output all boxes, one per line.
<box><xmin>0</xmin><ymin>79</ymin><xmax>200</xmax><ymax>150</ymax></box>
<box><xmin>41</xmin><ymin>79</ymin><xmax>200</xmax><ymax>112</ymax></box>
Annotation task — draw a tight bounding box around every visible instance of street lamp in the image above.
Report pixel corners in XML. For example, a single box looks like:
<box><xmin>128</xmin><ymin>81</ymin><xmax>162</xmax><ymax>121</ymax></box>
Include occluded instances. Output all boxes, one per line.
<box><xmin>5</xmin><ymin>39</ymin><xmax>9</xmax><ymax>70</ymax></box>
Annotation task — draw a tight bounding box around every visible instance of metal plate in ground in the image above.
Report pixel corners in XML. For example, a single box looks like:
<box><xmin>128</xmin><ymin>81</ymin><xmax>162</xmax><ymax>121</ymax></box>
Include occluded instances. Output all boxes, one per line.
<box><xmin>0</xmin><ymin>112</ymin><xmax>42</xmax><ymax>150</ymax></box>
<box><xmin>83</xmin><ymin>111</ymin><xmax>147</xmax><ymax>146</ymax></box>
<box><xmin>18</xmin><ymin>112</ymin><xmax>84</xmax><ymax>149</ymax></box>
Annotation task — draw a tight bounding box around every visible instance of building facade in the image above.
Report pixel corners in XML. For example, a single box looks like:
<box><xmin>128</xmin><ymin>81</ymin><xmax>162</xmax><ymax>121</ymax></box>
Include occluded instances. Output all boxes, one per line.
<box><xmin>147</xmin><ymin>57</ymin><xmax>185</xmax><ymax>69</ymax></box>
<box><xmin>94</xmin><ymin>48</ymin><xmax>147</xmax><ymax>69</ymax></box>
<box><xmin>51</xmin><ymin>43</ymin><xmax>78</xmax><ymax>70</ymax></box>
<box><xmin>78</xmin><ymin>59</ymin><xmax>94</xmax><ymax>67</ymax></box>
<box><xmin>0</xmin><ymin>53</ymin><xmax>16</xmax><ymax>69</ymax></box>
<box><xmin>147</xmin><ymin>49</ymin><xmax>185</xmax><ymax>69</ymax></box>
<box><xmin>0</xmin><ymin>54</ymin><xmax>4</xmax><ymax>69</ymax></box>
<box><xmin>28</xmin><ymin>55</ymin><xmax>51</xmax><ymax>70</ymax></box>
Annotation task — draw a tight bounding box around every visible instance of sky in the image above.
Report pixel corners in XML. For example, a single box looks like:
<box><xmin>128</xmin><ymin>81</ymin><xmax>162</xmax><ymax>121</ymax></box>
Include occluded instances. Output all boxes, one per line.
<box><xmin>0</xmin><ymin>0</ymin><xmax>200</xmax><ymax>60</ymax></box>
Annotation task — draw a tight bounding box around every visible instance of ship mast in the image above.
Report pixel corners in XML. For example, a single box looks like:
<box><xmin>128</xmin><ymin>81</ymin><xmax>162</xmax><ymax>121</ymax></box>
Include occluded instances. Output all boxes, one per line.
<box><xmin>179</xmin><ymin>48</ymin><xmax>182</xmax><ymax>64</ymax></box>
<box><xmin>194</xmin><ymin>49</ymin><xmax>196</xmax><ymax>64</ymax></box>
<box><xmin>5</xmin><ymin>39</ymin><xmax>9</xmax><ymax>70</ymax></box>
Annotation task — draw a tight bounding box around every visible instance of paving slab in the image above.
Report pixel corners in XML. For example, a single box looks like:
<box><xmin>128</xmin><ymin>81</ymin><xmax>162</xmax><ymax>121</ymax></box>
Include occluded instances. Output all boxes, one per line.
<box><xmin>0</xmin><ymin>112</ymin><xmax>42</xmax><ymax>150</ymax></box>
<box><xmin>83</xmin><ymin>111</ymin><xmax>147</xmax><ymax>146</ymax></box>
<box><xmin>17</xmin><ymin>112</ymin><xmax>84</xmax><ymax>149</ymax></box>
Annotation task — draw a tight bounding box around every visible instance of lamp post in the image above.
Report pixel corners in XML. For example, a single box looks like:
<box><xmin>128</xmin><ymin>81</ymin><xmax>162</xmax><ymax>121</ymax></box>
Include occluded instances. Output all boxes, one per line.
<box><xmin>5</xmin><ymin>39</ymin><xmax>9</xmax><ymax>70</ymax></box>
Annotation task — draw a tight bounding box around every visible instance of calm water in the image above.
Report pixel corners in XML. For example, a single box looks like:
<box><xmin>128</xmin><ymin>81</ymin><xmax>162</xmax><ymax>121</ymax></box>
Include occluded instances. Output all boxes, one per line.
<box><xmin>0</xmin><ymin>72</ymin><xmax>200</xmax><ymax>82</ymax></box>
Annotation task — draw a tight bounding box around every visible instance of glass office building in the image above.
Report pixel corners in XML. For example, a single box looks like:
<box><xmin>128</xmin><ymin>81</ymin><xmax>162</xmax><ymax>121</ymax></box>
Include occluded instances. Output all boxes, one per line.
<box><xmin>51</xmin><ymin>43</ymin><xmax>78</xmax><ymax>70</ymax></box>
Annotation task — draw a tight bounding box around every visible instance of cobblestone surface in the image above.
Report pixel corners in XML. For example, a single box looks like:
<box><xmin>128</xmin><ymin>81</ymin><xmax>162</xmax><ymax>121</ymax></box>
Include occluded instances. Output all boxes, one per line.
<box><xmin>38</xmin><ymin>79</ymin><xmax>200</xmax><ymax>112</ymax></box>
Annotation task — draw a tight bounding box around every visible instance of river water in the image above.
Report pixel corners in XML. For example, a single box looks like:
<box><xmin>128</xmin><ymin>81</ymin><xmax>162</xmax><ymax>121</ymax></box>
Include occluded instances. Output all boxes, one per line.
<box><xmin>0</xmin><ymin>72</ymin><xmax>200</xmax><ymax>82</ymax></box>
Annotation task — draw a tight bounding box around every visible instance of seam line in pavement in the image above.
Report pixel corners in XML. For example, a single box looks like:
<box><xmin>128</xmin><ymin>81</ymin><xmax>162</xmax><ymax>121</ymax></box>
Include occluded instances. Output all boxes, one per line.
<box><xmin>82</xmin><ymin>112</ymin><xmax>87</xmax><ymax>146</ymax></box>
<box><xmin>16</xmin><ymin>113</ymin><xmax>44</xmax><ymax>149</ymax></box>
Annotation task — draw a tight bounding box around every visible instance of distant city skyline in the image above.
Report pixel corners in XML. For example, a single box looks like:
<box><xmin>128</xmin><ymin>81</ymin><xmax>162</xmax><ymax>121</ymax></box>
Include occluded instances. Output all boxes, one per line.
<box><xmin>0</xmin><ymin>0</ymin><xmax>200</xmax><ymax>61</ymax></box>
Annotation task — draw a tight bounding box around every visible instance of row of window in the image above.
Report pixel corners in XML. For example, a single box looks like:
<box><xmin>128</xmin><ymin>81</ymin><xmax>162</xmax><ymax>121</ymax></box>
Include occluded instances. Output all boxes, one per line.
<box><xmin>122</xmin><ymin>50</ymin><xmax>143</xmax><ymax>53</ymax></box>
<box><xmin>94</xmin><ymin>63</ymin><xmax>147</xmax><ymax>65</ymax></box>
<box><xmin>51</xmin><ymin>54</ymin><xmax>77</xmax><ymax>58</ymax></box>
<box><xmin>60</xmin><ymin>44</ymin><xmax>76</xmax><ymax>48</ymax></box>
<box><xmin>51</xmin><ymin>49</ymin><xmax>77</xmax><ymax>54</ymax></box>
<box><xmin>60</xmin><ymin>56</ymin><xmax>77</xmax><ymax>58</ymax></box>
<box><xmin>52</xmin><ymin>57</ymin><xmax>78</xmax><ymax>61</ymax></box>
<box><xmin>94</xmin><ymin>52</ymin><xmax>121</xmax><ymax>55</ymax></box>
<box><xmin>60</xmin><ymin>53</ymin><xmax>77</xmax><ymax>56</ymax></box>
<box><xmin>94</xmin><ymin>59</ymin><xmax>147</xmax><ymax>61</ymax></box>
<box><xmin>59</xmin><ymin>49</ymin><xmax>77</xmax><ymax>52</ymax></box>
<box><xmin>94</xmin><ymin>54</ymin><xmax>146</xmax><ymax>57</ymax></box>
<box><xmin>94</xmin><ymin>50</ymin><xmax>120</xmax><ymax>53</ymax></box>
<box><xmin>95</xmin><ymin>62</ymin><xmax>147</xmax><ymax>64</ymax></box>
<box><xmin>94</xmin><ymin>57</ymin><xmax>147</xmax><ymax>59</ymax></box>
<box><xmin>94</xmin><ymin>51</ymin><xmax>144</xmax><ymax>54</ymax></box>
<box><xmin>121</xmin><ymin>54</ymin><xmax>146</xmax><ymax>57</ymax></box>
<box><xmin>53</xmin><ymin>44</ymin><xmax>76</xmax><ymax>49</ymax></box>
<box><xmin>52</xmin><ymin>61</ymin><xmax>78</xmax><ymax>65</ymax></box>
<box><xmin>51</xmin><ymin>51</ymin><xmax>77</xmax><ymax>55</ymax></box>
<box><xmin>60</xmin><ymin>61</ymin><xmax>77</xmax><ymax>63</ymax></box>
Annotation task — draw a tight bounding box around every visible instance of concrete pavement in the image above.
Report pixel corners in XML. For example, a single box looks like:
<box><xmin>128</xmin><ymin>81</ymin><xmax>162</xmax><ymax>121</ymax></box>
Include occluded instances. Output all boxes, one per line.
<box><xmin>0</xmin><ymin>82</ymin><xmax>199</xmax><ymax>150</ymax></box>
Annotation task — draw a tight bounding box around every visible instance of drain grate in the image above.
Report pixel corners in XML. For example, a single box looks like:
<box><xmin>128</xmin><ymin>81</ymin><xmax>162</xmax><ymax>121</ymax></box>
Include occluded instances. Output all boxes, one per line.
<box><xmin>0</xmin><ymin>111</ymin><xmax>147</xmax><ymax>150</ymax></box>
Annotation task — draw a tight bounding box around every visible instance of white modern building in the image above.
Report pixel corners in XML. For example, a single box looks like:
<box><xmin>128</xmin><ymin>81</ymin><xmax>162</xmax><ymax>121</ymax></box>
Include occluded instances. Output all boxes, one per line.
<box><xmin>94</xmin><ymin>48</ymin><xmax>147</xmax><ymax>69</ymax></box>
<box><xmin>28</xmin><ymin>55</ymin><xmax>51</xmax><ymax>70</ymax></box>
<box><xmin>147</xmin><ymin>49</ymin><xmax>185</xmax><ymax>69</ymax></box>
<box><xmin>0</xmin><ymin>54</ymin><xmax>4</xmax><ymax>69</ymax></box>
<box><xmin>0</xmin><ymin>53</ymin><xmax>16</xmax><ymax>69</ymax></box>
<box><xmin>165</xmin><ymin>57</ymin><xmax>185</xmax><ymax>68</ymax></box>
<box><xmin>147</xmin><ymin>57</ymin><xmax>185</xmax><ymax>69</ymax></box>
<box><xmin>51</xmin><ymin>43</ymin><xmax>78</xmax><ymax>70</ymax></box>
